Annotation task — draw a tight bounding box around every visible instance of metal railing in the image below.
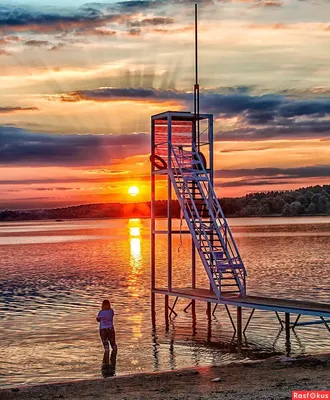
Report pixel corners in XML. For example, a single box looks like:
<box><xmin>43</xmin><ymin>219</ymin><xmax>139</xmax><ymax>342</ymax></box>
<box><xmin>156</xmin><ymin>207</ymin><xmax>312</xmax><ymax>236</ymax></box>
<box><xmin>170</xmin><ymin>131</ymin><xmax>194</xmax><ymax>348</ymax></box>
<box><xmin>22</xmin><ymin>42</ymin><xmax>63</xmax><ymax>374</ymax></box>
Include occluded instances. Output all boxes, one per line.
<box><xmin>169</xmin><ymin>145</ymin><xmax>246</xmax><ymax>296</ymax></box>
<box><xmin>169</xmin><ymin>147</ymin><xmax>221</xmax><ymax>297</ymax></box>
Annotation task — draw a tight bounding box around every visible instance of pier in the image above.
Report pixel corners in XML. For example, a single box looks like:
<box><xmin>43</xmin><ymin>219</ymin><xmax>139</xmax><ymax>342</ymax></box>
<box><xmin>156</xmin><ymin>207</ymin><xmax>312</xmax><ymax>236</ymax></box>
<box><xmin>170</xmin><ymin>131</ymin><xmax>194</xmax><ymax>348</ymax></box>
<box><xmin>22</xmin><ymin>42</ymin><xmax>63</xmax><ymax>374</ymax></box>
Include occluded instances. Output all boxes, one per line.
<box><xmin>149</xmin><ymin>110</ymin><xmax>330</xmax><ymax>348</ymax></box>
<box><xmin>153</xmin><ymin>288</ymin><xmax>330</xmax><ymax>342</ymax></box>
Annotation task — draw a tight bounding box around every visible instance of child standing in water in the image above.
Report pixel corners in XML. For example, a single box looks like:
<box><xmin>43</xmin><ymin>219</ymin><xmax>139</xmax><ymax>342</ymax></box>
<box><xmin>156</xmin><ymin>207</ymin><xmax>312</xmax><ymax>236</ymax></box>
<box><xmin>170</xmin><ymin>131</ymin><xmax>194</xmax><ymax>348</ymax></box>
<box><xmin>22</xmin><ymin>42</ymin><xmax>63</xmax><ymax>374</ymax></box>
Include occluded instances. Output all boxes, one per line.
<box><xmin>97</xmin><ymin>300</ymin><xmax>117</xmax><ymax>366</ymax></box>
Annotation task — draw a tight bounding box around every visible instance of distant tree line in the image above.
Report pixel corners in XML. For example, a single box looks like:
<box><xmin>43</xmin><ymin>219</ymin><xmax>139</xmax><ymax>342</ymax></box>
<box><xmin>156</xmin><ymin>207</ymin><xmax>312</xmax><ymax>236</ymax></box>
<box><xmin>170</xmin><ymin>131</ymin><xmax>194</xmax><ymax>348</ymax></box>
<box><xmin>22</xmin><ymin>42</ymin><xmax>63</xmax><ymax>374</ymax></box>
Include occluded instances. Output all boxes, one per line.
<box><xmin>0</xmin><ymin>184</ymin><xmax>329</xmax><ymax>221</ymax></box>
<box><xmin>220</xmin><ymin>184</ymin><xmax>330</xmax><ymax>217</ymax></box>
<box><xmin>0</xmin><ymin>202</ymin><xmax>153</xmax><ymax>221</ymax></box>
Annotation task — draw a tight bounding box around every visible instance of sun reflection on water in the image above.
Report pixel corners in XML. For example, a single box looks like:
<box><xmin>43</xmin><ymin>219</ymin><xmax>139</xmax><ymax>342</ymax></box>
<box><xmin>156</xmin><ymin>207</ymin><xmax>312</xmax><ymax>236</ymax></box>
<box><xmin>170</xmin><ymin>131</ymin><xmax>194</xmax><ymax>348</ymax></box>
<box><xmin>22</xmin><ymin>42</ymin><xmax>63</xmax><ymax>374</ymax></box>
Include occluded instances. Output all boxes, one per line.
<box><xmin>130</xmin><ymin>237</ymin><xmax>141</xmax><ymax>264</ymax></box>
<box><xmin>130</xmin><ymin>227</ymin><xmax>140</xmax><ymax>237</ymax></box>
<box><xmin>128</xmin><ymin>219</ymin><xmax>143</xmax><ymax>299</ymax></box>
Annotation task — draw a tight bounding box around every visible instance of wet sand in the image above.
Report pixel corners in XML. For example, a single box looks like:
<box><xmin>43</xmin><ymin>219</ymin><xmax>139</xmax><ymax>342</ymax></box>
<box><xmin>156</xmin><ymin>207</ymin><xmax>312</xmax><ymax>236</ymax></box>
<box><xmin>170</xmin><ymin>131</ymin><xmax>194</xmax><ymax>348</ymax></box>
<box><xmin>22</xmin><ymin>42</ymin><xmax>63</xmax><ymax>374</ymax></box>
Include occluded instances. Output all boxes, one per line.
<box><xmin>1</xmin><ymin>354</ymin><xmax>330</xmax><ymax>400</ymax></box>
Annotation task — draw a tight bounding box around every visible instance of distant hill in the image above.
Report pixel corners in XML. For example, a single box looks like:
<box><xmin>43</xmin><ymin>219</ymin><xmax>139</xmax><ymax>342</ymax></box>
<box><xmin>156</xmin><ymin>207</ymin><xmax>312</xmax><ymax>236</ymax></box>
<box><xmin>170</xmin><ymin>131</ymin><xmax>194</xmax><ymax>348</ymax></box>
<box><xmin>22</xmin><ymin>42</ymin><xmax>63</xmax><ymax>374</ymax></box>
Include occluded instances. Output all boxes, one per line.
<box><xmin>0</xmin><ymin>184</ymin><xmax>329</xmax><ymax>221</ymax></box>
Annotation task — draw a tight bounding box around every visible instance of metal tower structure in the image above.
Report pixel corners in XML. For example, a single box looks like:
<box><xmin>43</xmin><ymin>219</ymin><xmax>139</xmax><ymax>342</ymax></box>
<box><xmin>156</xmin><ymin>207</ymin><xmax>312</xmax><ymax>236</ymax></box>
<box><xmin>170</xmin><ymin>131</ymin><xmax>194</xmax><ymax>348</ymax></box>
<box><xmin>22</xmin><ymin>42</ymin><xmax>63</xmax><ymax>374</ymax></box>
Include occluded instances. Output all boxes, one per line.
<box><xmin>150</xmin><ymin>111</ymin><xmax>247</xmax><ymax>303</ymax></box>
<box><xmin>150</xmin><ymin>4</ymin><xmax>246</xmax><ymax>311</ymax></box>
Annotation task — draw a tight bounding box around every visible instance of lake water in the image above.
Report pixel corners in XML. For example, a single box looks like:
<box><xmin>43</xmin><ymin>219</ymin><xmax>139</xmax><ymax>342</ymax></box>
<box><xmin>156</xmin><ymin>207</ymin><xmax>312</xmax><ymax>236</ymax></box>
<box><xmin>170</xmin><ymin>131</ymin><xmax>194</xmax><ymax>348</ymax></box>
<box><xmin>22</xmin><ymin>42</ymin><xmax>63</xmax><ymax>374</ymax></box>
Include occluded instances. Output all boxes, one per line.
<box><xmin>0</xmin><ymin>216</ymin><xmax>330</xmax><ymax>388</ymax></box>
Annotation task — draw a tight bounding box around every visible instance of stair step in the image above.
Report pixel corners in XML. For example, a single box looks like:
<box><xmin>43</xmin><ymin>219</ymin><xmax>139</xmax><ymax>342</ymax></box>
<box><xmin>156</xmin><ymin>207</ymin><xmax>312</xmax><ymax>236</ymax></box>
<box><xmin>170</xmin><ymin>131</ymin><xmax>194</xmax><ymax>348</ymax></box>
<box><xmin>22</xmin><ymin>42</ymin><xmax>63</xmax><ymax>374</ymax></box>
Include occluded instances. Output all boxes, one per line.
<box><xmin>220</xmin><ymin>290</ymin><xmax>240</xmax><ymax>294</ymax></box>
<box><xmin>214</xmin><ymin>272</ymin><xmax>237</xmax><ymax>277</ymax></box>
<box><xmin>218</xmin><ymin>278</ymin><xmax>238</xmax><ymax>282</ymax></box>
<box><xmin>216</xmin><ymin>284</ymin><xmax>238</xmax><ymax>287</ymax></box>
<box><xmin>217</xmin><ymin>265</ymin><xmax>244</xmax><ymax>270</ymax></box>
<box><xmin>220</xmin><ymin>272</ymin><xmax>238</xmax><ymax>275</ymax></box>
<box><xmin>215</xmin><ymin>272</ymin><xmax>233</xmax><ymax>278</ymax></box>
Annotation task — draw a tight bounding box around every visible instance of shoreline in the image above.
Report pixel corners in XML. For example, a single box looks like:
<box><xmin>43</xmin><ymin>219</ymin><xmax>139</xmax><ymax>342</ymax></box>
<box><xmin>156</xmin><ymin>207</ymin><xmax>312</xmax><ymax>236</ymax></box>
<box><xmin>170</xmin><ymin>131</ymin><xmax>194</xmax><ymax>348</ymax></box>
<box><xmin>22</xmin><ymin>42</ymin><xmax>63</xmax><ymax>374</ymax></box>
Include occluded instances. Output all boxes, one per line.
<box><xmin>2</xmin><ymin>354</ymin><xmax>330</xmax><ymax>400</ymax></box>
<box><xmin>1</xmin><ymin>214</ymin><xmax>330</xmax><ymax>224</ymax></box>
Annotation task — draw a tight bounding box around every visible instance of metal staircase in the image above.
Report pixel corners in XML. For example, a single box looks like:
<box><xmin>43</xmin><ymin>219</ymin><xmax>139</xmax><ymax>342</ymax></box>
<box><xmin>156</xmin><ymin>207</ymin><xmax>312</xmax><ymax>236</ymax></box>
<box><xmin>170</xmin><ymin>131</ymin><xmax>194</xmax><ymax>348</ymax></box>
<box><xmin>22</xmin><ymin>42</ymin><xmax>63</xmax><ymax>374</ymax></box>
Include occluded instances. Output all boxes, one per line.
<box><xmin>169</xmin><ymin>145</ymin><xmax>247</xmax><ymax>298</ymax></box>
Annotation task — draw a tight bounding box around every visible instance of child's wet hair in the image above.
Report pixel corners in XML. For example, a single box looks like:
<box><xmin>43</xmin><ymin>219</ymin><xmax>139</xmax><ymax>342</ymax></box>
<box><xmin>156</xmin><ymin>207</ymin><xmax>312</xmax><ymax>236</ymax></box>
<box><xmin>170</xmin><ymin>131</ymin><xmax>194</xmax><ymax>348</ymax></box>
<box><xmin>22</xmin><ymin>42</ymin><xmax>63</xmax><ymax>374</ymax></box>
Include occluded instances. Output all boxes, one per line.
<box><xmin>102</xmin><ymin>299</ymin><xmax>111</xmax><ymax>310</ymax></box>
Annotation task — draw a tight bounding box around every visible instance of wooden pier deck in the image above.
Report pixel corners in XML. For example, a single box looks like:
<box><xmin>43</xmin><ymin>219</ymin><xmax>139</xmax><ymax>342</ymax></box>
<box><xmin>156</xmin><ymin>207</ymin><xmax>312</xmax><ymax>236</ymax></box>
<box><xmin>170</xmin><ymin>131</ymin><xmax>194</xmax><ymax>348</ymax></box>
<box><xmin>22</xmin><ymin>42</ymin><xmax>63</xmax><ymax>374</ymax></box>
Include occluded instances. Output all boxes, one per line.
<box><xmin>154</xmin><ymin>287</ymin><xmax>330</xmax><ymax>318</ymax></box>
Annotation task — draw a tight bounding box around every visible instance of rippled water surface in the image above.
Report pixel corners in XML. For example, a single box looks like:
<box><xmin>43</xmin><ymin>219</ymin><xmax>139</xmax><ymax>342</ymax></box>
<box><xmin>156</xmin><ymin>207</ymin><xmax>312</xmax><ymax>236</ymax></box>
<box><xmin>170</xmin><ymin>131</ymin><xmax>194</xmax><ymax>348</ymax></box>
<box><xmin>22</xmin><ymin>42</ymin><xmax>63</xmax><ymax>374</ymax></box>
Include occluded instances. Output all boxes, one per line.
<box><xmin>1</xmin><ymin>217</ymin><xmax>330</xmax><ymax>388</ymax></box>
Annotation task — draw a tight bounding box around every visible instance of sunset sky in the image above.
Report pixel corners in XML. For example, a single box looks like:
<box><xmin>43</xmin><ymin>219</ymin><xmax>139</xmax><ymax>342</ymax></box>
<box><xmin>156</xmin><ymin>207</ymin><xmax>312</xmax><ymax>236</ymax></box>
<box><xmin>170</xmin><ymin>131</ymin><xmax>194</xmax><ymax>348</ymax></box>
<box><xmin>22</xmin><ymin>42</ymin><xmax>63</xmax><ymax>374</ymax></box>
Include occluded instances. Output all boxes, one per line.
<box><xmin>1</xmin><ymin>0</ymin><xmax>330</xmax><ymax>209</ymax></box>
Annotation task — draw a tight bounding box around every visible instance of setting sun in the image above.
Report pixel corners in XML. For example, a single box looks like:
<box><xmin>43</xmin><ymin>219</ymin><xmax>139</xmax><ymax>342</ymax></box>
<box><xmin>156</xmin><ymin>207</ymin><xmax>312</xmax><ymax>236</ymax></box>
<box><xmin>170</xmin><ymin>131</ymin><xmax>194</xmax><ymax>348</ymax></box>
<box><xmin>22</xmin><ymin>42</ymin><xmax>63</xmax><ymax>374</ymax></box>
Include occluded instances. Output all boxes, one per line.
<box><xmin>128</xmin><ymin>186</ymin><xmax>139</xmax><ymax>197</ymax></box>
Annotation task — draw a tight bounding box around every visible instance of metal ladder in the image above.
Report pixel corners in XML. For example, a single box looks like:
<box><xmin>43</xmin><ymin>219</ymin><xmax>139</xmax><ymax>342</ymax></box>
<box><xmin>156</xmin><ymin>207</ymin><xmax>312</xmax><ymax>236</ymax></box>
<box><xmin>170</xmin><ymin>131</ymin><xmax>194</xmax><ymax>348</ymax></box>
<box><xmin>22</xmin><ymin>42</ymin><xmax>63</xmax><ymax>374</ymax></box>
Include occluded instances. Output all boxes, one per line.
<box><xmin>169</xmin><ymin>145</ymin><xmax>247</xmax><ymax>298</ymax></box>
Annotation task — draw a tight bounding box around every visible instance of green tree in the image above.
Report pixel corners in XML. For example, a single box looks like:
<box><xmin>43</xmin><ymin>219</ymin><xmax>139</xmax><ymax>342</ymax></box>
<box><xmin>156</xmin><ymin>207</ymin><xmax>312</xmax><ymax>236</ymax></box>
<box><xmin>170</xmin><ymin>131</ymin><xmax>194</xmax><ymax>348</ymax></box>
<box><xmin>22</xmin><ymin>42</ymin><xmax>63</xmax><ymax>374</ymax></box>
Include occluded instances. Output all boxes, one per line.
<box><xmin>282</xmin><ymin>203</ymin><xmax>291</xmax><ymax>216</ymax></box>
<box><xmin>290</xmin><ymin>201</ymin><xmax>304</xmax><ymax>216</ymax></box>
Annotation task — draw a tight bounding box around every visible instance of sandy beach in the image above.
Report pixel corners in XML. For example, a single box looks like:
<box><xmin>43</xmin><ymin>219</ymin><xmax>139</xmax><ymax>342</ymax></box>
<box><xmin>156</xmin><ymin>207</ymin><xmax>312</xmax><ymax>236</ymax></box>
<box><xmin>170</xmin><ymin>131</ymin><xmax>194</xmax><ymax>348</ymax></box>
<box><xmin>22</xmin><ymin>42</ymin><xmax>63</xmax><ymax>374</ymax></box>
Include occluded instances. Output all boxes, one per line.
<box><xmin>1</xmin><ymin>354</ymin><xmax>330</xmax><ymax>400</ymax></box>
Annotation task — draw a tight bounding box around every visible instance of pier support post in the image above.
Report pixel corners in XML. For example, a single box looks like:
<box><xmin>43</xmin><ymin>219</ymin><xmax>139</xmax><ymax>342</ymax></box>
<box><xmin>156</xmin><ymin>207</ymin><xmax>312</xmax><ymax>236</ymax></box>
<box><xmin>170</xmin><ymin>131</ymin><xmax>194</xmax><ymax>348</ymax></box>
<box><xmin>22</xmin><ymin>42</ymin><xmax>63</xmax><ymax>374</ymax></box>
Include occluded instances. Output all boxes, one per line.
<box><xmin>285</xmin><ymin>312</ymin><xmax>290</xmax><ymax>341</ymax></box>
<box><xmin>165</xmin><ymin>295</ymin><xmax>169</xmax><ymax>331</ymax></box>
<box><xmin>207</xmin><ymin>302</ymin><xmax>211</xmax><ymax>318</ymax></box>
<box><xmin>151</xmin><ymin>292</ymin><xmax>156</xmax><ymax>327</ymax></box>
<box><xmin>152</xmin><ymin>328</ymin><xmax>159</xmax><ymax>370</ymax></box>
<box><xmin>285</xmin><ymin>312</ymin><xmax>291</xmax><ymax>355</ymax></box>
<box><xmin>237</xmin><ymin>307</ymin><xmax>242</xmax><ymax>346</ymax></box>
<box><xmin>207</xmin><ymin>304</ymin><xmax>212</xmax><ymax>341</ymax></box>
<box><xmin>192</xmin><ymin>300</ymin><xmax>196</xmax><ymax>335</ymax></box>
<box><xmin>191</xmin><ymin>241</ymin><xmax>196</xmax><ymax>320</ymax></box>
<box><xmin>192</xmin><ymin>305</ymin><xmax>197</xmax><ymax>336</ymax></box>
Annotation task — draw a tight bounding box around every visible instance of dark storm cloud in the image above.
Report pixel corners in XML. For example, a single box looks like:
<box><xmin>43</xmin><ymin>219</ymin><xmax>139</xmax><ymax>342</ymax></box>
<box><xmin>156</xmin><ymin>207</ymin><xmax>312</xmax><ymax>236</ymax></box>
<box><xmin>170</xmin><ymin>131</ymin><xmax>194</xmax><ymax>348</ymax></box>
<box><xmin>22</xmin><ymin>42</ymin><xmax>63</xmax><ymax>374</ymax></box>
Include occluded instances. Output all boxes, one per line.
<box><xmin>24</xmin><ymin>40</ymin><xmax>51</xmax><ymax>47</ymax></box>
<box><xmin>213</xmin><ymin>165</ymin><xmax>330</xmax><ymax>188</ymax></box>
<box><xmin>114</xmin><ymin>0</ymin><xmax>156</xmax><ymax>10</ymax></box>
<box><xmin>0</xmin><ymin>4</ymin><xmax>124</xmax><ymax>34</ymax></box>
<box><xmin>112</xmin><ymin>0</ymin><xmax>216</xmax><ymax>11</ymax></box>
<box><xmin>0</xmin><ymin>1</ymin><xmax>177</xmax><ymax>36</ymax></box>
<box><xmin>215</xmin><ymin>119</ymin><xmax>330</xmax><ymax>141</ymax></box>
<box><xmin>60</xmin><ymin>87</ymin><xmax>286</xmax><ymax>117</ymax></box>
<box><xmin>0</xmin><ymin>126</ymin><xmax>149</xmax><ymax>167</ymax></box>
<box><xmin>129</xmin><ymin>17</ymin><xmax>174</xmax><ymax>28</ymax></box>
<box><xmin>219</xmin><ymin>145</ymin><xmax>275</xmax><ymax>153</ymax></box>
<box><xmin>200</xmin><ymin>93</ymin><xmax>283</xmax><ymax>117</ymax></box>
<box><xmin>0</xmin><ymin>175</ymin><xmax>149</xmax><ymax>185</ymax></box>
<box><xmin>74</xmin><ymin>28</ymin><xmax>117</xmax><ymax>36</ymax></box>
<box><xmin>35</xmin><ymin>187</ymin><xmax>76</xmax><ymax>191</ymax></box>
<box><xmin>280</xmin><ymin>100</ymin><xmax>330</xmax><ymax>118</ymax></box>
<box><xmin>208</xmin><ymin>95</ymin><xmax>330</xmax><ymax>124</ymax></box>
<box><xmin>201</xmin><ymin>93</ymin><xmax>330</xmax><ymax>123</ymax></box>
<box><xmin>0</xmin><ymin>0</ymin><xmax>221</xmax><ymax>32</ymax></box>
<box><xmin>69</xmin><ymin>87</ymin><xmax>325</xmax><ymax>124</ymax></box>
<box><xmin>217</xmin><ymin>179</ymin><xmax>291</xmax><ymax>188</ymax></box>
<box><xmin>214</xmin><ymin>165</ymin><xmax>330</xmax><ymax>179</ymax></box>
<box><xmin>61</xmin><ymin>87</ymin><xmax>330</xmax><ymax>140</ymax></box>
<box><xmin>0</xmin><ymin>177</ymin><xmax>107</xmax><ymax>185</ymax></box>
<box><xmin>61</xmin><ymin>87</ymin><xmax>190</xmax><ymax>103</ymax></box>
<box><xmin>0</xmin><ymin>106</ymin><xmax>39</xmax><ymax>114</ymax></box>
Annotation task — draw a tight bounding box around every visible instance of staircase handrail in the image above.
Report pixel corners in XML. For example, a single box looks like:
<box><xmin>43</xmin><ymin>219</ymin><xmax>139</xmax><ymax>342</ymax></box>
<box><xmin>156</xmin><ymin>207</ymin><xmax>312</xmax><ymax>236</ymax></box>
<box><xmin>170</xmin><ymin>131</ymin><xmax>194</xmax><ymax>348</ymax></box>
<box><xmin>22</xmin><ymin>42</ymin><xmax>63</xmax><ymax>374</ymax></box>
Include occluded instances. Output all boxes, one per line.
<box><xmin>173</xmin><ymin>145</ymin><xmax>243</xmax><ymax>267</ymax></box>
<box><xmin>169</xmin><ymin>146</ymin><xmax>222</xmax><ymax>297</ymax></box>
<box><xmin>173</xmin><ymin>145</ymin><xmax>246</xmax><ymax>293</ymax></box>
<box><xmin>191</xmin><ymin>146</ymin><xmax>246</xmax><ymax>275</ymax></box>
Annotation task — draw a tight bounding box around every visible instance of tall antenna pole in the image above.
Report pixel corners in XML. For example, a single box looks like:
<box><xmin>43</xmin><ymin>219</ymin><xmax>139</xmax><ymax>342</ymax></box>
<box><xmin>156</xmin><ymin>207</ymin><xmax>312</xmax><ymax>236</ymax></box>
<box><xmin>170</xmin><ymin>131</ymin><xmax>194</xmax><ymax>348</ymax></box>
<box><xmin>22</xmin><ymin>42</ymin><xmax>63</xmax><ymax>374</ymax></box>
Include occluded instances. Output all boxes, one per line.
<box><xmin>194</xmin><ymin>3</ymin><xmax>200</xmax><ymax>150</ymax></box>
